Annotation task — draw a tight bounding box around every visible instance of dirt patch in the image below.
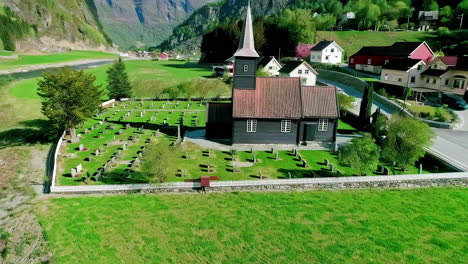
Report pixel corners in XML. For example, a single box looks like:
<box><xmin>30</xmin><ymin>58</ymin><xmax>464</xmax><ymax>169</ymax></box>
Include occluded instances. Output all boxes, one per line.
<box><xmin>232</xmin><ymin>161</ymin><xmax>254</xmax><ymax>168</ymax></box>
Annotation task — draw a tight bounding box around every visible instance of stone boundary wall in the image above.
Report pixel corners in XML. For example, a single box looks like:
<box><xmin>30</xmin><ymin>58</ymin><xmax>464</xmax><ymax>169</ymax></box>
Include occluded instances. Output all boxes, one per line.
<box><xmin>101</xmin><ymin>99</ymin><xmax>116</xmax><ymax>107</ymax></box>
<box><xmin>50</xmin><ymin>172</ymin><xmax>468</xmax><ymax>194</ymax></box>
<box><xmin>51</xmin><ymin>131</ymin><xmax>66</xmax><ymax>188</ymax></box>
<box><xmin>316</xmin><ymin>69</ymin><xmax>456</xmax><ymax>129</ymax></box>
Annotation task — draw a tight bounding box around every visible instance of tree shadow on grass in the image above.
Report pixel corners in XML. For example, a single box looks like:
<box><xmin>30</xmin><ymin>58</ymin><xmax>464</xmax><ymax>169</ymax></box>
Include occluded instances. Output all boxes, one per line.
<box><xmin>0</xmin><ymin>119</ymin><xmax>55</xmax><ymax>150</ymax></box>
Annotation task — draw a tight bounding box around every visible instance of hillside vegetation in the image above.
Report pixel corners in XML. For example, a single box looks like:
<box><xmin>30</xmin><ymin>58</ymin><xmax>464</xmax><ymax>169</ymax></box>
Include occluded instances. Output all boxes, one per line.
<box><xmin>0</xmin><ymin>0</ymin><xmax>111</xmax><ymax>52</ymax></box>
<box><xmin>37</xmin><ymin>188</ymin><xmax>467</xmax><ymax>263</ymax></box>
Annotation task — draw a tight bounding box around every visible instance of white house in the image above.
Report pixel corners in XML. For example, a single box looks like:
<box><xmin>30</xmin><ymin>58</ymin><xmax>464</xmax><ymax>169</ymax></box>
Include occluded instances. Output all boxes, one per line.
<box><xmin>279</xmin><ymin>60</ymin><xmax>318</xmax><ymax>86</ymax></box>
<box><xmin>421</xmin><ymin>56</ymin><xmax>468</xmax><ymax>95</ymax></box>
<box><xmin>380</xmin><ymin>58</ymin><xmax>427</xmax><ymax>88</ymax></box>
<box><xmin>310</xmin><ymin>40</ymin><xmax>344</xmax><ymax>65</ymax></box>
<box><xmin>258</xmin><ymin>56</ymin><xmax>282</xmax><ymax>76</ymax></box>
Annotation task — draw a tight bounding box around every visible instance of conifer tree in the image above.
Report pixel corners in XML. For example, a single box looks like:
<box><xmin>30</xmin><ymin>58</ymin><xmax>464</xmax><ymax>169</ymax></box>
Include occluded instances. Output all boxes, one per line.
<box><xmin>106</xmin><ymin>57</ymin><xmax>132</xmax><ymax>100</ymax></box>
<box><xmin>359</xmin><ymin>82</ymin><xmax>374</xmax><ymax>127</ymax></box>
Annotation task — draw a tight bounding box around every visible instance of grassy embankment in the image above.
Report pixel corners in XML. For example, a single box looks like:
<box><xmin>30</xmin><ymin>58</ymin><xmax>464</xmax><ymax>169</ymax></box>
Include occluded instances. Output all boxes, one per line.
<box><xmin>36</xmin><ymin>188</ymin><xmax>468</xmax><ymax>263</ymax></box>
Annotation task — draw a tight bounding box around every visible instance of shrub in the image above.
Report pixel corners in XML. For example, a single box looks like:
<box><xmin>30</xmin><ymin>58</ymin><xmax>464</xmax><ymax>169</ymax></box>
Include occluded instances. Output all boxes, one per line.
<box><xmin>339</xmin><ymin>134</ymin><xmax>380</xmax><ymax>176</ymax></box>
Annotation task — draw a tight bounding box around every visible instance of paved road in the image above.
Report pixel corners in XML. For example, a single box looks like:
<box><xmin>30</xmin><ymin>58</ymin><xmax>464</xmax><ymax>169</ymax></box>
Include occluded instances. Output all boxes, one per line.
<box><xmin>320</xmin><ymin>78</ymin><xmax>468</xmax><ymax>171</ymax></box>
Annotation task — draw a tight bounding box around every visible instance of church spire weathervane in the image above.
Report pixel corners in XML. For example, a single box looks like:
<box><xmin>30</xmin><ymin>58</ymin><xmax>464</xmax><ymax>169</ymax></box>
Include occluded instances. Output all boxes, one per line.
<box><xmin>233</xmin><ymin>0</ymin><xmax>259</xmax><ymax>58</ymax></box>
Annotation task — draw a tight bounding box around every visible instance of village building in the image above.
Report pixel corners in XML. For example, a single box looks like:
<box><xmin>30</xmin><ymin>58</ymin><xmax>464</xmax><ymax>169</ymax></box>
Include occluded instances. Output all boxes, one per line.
<box><xmin>309</xmin><ymin>40</ymin><xmax>344</xmax><ymax>65</ymax></box>
<box><xmin>418</xmin><ymin>11</ymin><xmax>439</xmax><ymax>31</ymax></box>
<box><xmin>348</xmin><ymin>41</ymin><xmax>434</xmax><ymax>74</ymax></box>
<box><xmin>421</xmin><ymin>56</ymin><xmax>468</xmax><ymax>95</ymax></box>
<box><xmin>279</xmin><ymin>60</ymin><xmax>318</xmax><ymax>86</ymax></box>
<box><xmin>206</xmin><ymin>2</ymin><xmax>339</xmax><ymax>145</ymax></box>
<box><xmin>258</xmin><ymin>56</ymin><xmax>282</xmax><ymax>76</ymax></box>
<box><xmin>157</xmin><ymin>52</ymin><xmax>170</xmax><ymax>60</ymax></box>
<box><xmin>380</xmin><ymin>58</ymin><xmax>427</xmax><ymax>88</ymax></box>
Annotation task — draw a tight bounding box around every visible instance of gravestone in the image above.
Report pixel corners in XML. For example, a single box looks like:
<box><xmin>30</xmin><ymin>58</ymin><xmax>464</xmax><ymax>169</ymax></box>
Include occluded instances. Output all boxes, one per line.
<box><xmin>419</xmin><ymin>163</ymin><xmax>423</xmax><ymax>174</ymax></box>
<box><xmin>126</xmin><ymin>123</ymin><xmax>130</xmax><ymax>129</ymax></box>
<box><xmin>76</xmin><ymin>164</ymin><xmax>82</xmax><ymax>173</ymax></box>
<box><xmin>87</xmin><ymin>156</ymin><xmax>92</xmax><ymax>162</ymax></box>
<box><xmin>95</xmin><ymin>150</ymin><xmax>99</xmax><ymax>156</ymax></box>
<box><xmin>79</xmin><ymin>144</ymin><xmax>84</xmax><ymax>151</ymax></box>
<box><xmin>330</xmin><ymin>164</ymin><xmax>336</xmax><ymax>172</ymax></box>
<box><xmin>377</xmin><ymin>165</ymin><xmax>384</xmax><ymax>173</ymax></box>
<box><xmin>99</xmin><ymin>121</ymin><xmax>103</xmax><ymax>125</ymax></box>
<box><xmin>324</xmin><ymin>159</ymin><xmax>329</xmax><ymax>166</ymax></box>
<box><xmin>122</xmin><ymin>144</ymin><xmax>126</xmax><ymax>150</ymax></box>
<box><xmin>288</xmin><ymin>172</ymin><xmax>292</xmax><ymax>179</ymax></box>
<box><xmin>84</xmin><ymin>128</ymin><xmax>88</xmax><ymax>134</ymax></box>
<box><xmin>253</xmin><ymin>154</ymin><xmax>256</xmax><ymax>163</ymax></box>
<box><xmin>99</xmin><ymin>146</ymin><xmax>104</xmax><ymax>153</ymax></box>
<box><xmin>303</xmin><ymin>160</ymin><xmax>308</xmax><ymax>168</ymax></box>
<box><xmin>119</xmin><ymin>129</ymin><xmax>123</xmax><ymax>135</ymax></box>
<box><xmin>140</xmin><ymin>112</ymin><xmax>143</xmax><ymax>117</ymax></box>
<box><xmin>275</xmin><ymin>152</ymin><xmax>279</xmax><ymax>161</ymax></box>
<box><xmin>139</xmin><ymin>127</ymin><xmax>143</xmax><ymax>133</ymax></box>
<box><xmin>71</xmin><ymin>168</ymin><xmax>77</xmax><ymax>177</ymax></box>
<box><xmin>135</xmin><ymin>157</ymin><xmax>141</xmax><ymax>164</ymax></box>
<box><xmin>138</xmin><ymin>152</ymin><xmax>143</xmax><ymax>157</ymax></box>
<box><xmin>259</xmin><ymin>171</ymin><xmax>263</xmax><ymax>179</ymax></box>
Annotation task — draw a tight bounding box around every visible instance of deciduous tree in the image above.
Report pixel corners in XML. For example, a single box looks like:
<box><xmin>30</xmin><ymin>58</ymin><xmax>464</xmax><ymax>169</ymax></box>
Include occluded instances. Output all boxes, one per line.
<box><xmin>37</xmin><ymin>67</ymin><xmax>103</xmax><ymax>140</ymax></box>
<box><xmin>142</xmin><ymin>142</ymin><xmax>173</xmax><ymax>184</ymax></box>
<box><xmin>381</xmin><ymin>115</ymin><xmax>435</xmax><ymax>170</ymax></box>
<box><xmin>339</xmin><ymin>134</ymin><xmax>380</xmax><ymax>175</ymax></box>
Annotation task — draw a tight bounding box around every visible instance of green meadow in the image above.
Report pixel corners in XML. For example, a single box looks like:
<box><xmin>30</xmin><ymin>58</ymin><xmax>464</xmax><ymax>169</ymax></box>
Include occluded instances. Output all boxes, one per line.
<box><xmin>36</xmin><ymin>188</ymin><xmax>468</xmax><ymax>263</ymax></box>
<box><xmin>0</xmin><ymin>50</ymin><xmax>117</xmax><ymax>70</ymax></box>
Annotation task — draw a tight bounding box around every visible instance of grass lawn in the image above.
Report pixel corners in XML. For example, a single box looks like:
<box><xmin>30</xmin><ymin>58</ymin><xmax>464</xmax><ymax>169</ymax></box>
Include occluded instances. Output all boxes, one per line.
<box><xmin>406</xmin><ymin>101</ymin><xmax>454</xmax><ymax>123</ymax></box>
<box><xmin>56</xmin><ymin>101</ymin><xmax>453</xmax><ymax>186</ymax></box>
<box><xmin>36</xmin><ymin>188</ymin><xmax>468</xmax><ymax>263</ymax></box>
<box><xmin>0</xmin><ymin>50</ymin><xmax>13</xmax><ymax>56</ymax></box>
<box><xmin>0</xmin><ymin>50</ymin><xmax>117</xmax><ymax>70</ymax></box>
<box><xmin>316</xmin><ymin>31</ymin><xmax>433</xmax><ymax>56</ymax></box>
<box><xmin>6</xmin><ymin>60</ymin><xmax>215</xmax><ymax>101</ymax></box>
<box><xmin>337</xmin><ymin>120</ymin><xmax>356</xmax><ymax>131</ymax></box>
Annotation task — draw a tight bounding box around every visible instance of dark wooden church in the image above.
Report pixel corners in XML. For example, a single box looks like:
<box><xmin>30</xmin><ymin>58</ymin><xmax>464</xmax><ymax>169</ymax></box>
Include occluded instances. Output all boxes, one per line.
<box><xmin>206</xmin><ymin>2</ymin><xmax>339</xmax><ymax>145</ymax></box>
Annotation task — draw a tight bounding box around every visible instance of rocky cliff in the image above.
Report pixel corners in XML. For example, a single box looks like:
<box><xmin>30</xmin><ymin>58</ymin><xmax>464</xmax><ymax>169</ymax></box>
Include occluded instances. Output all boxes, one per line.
<box><xmin>92</xmin><ymin>0</ymin><xmax>216</xmax><ymax>49</ymax></box>
<box><xmin>0</xmin><ymin>0</ymin><xmax>113</xmax><ymax>53</ymax></box>
<box><xmin>158</xmin><ymin>0</ymin><xmax>293</xmax><ymax>52</ymax></box>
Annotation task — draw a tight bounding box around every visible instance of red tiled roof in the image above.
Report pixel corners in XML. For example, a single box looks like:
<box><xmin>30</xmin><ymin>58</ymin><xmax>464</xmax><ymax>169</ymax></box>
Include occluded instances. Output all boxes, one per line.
<box><xmin>301</xmin><ymin>86</ymin><xmax>339</xmax><ymax>118</ymax></box>
<box><xmin>233</xmin><ymin>78</ymin><xmax>303</xmax><ymax>119</ymax></box>
<box><xmin>439</xmin><ymin>56</ymin><xmax>458</xmax><ymax>66</ymax></box>
<box><xmin>233</xmin><ymin>78</ymin><xmax>339</xmax><ymax>119</ymax></box>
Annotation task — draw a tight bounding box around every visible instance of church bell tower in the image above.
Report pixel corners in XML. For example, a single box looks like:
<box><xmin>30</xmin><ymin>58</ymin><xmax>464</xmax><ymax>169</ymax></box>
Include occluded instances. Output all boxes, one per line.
<box><xmin>233</xmin><ymin>1</ymin><xmax>259</xmax><ymax>90</ymax></box>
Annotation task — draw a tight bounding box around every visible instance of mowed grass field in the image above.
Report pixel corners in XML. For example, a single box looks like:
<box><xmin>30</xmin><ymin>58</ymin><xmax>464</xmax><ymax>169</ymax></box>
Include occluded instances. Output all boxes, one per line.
<box><xmin>36</xmin><ymin>188</ymin><xmax>468</xmax><ymax>263</ymax></box>
<box><xmin>0</xmin><ymin>50</ymin><xmax>117</xmax><ymax>70</ymax></box>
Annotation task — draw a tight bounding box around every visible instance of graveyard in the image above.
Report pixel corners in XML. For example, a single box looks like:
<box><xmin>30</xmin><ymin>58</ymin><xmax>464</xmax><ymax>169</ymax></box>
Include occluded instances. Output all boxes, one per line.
<box><xmin>56</xmin><ymin>100</ymin><xmax>454</xmax><ymax>186</ymax></box>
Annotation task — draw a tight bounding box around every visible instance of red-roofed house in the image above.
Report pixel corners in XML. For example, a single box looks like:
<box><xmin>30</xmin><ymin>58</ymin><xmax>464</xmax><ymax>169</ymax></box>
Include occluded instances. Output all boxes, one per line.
<box><xmin>157</xmin><ymin>52</ymin><xmax>170</xmax><ymax>60</ymax></box>
<box><xmin>206</xmin><ymin>3</ymin><xmax>339</xmax><ymax>145</ymax></box>
<box><xmin>348</xmin><ymin>41</ymin><xmax>434</xmax><ymax>73</ymax></box>
<box><xmin>296</xmin><ymin>43</ymin><xmax>315</xmax><ymax>59</ymax></box>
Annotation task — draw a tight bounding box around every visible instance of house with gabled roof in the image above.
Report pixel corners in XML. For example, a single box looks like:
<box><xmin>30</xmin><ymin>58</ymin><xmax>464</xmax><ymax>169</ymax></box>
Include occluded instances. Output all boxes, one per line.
<box><xmin>257</xmin><ymin>56</ymin><xmax>282</xmax><ymax>76</ymax></box>
<box><xmin>310</xmin><ymin>40</ymin><xmax>344</xmax><ymax>65</ymax></box>
<box><xmin>206</xmin><ymin>2</ymin><xmax>339</xmax><ymax>145</ymax></box>
<box><xmin>421</xmin><ymin>56</ymin><xmax>468</xmax><ymax>95</ymax></box>
<box><xmin>349</xmin><ymin>42</ymin><xmax>434</xmax><ymax>74</ymax></box>
<box><xmin>380</xmin><ymin>58</ymin><xmax>427</xmax><ymax>88</ymax></box>
<box><xmin>279</xmin><ymin>60</ymin><xmax>318</xmax><ymax>86</ymax></box>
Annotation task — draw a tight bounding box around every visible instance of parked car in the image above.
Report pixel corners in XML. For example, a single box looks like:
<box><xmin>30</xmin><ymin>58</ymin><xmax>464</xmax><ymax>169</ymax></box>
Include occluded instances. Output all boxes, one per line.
<box><xmin>441</xmin><ymin>93</ymin><xmax>468</xmax><ymax>110</ymax></box>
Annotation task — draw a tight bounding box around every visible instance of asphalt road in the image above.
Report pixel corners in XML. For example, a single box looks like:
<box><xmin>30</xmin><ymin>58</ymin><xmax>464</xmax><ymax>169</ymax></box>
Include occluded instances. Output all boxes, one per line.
<box><xmin>320</xmin><ymin>78</ymin><xmax>468</xmax><ymax>171</ymax></box>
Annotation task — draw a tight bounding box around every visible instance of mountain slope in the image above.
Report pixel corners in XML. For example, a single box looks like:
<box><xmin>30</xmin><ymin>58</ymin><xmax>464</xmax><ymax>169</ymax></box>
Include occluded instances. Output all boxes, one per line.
<box><xmin>0</xmin><ymin>0</ymin><xmax>112</xmax><ymax>52</ymax></box>
<box><xmin>159</xmin><ymin>0</ymin><xmax>293</xmax><ymax>52</ymax></box>
<box><xmin>92</xmin><ymin>0</ymin><xmax>216</xmax><ymax>49</ymax></box>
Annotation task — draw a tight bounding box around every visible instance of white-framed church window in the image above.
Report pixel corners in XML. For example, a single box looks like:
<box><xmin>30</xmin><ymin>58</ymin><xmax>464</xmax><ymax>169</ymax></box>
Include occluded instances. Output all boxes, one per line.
<box><xmin>280</xmin><ymin>120</ymin><xmax>291</xmax><ymax>133</ymax></box>
<box><xmin>247</xmin><ymin>119</ymin><xmax>257</xmax><ymax>132</ymax></box>
<box><xmin>318</xmin><ymin>119</ymin><xmax>328</xmax><ymax>131</ymax></box>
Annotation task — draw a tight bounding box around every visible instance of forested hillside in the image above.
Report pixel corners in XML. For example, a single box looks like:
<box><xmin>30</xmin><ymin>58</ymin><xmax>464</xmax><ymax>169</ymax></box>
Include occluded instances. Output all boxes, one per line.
<box><xmin>160</xmin><ymin>0</ymin><xmax>468</xmax><ymax>53</ymax></box>
<box><xmin>0</xmin><ymin>0</ymin><xmax>111</xmax><ymax>52</ymax></box>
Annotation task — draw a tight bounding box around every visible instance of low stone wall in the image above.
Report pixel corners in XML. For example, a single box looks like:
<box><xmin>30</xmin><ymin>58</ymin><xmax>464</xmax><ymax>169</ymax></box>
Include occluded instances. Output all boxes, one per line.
<box><xmin>50</xmin><ymin>172</ymin><xmax>468</xmax><ymax>194</ymax></box>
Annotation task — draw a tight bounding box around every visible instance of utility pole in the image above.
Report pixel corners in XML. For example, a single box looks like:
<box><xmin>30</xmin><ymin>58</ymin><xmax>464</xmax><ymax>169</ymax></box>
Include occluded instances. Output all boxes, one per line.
<box><xmin>459</xmin><ymin>13</ymin><xmax>464</xmax><ymax>30</ymax></box>
<box><xmin>407</xmin><ymin>8</ymin><xmax>414</xmax><ymax>31</ymax></box>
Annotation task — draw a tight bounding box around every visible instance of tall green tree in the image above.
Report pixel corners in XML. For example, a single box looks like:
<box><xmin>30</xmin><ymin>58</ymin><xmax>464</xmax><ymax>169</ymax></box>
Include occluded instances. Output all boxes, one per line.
<box><xmin>106</xmin><ymin>57</ymin><xmax>132</xmax><ymax>100</ymax></box>
<box><xmin>381</xmin><ymin>115</ymin><xmax>435</xmax><ymax>170</ymax></box>
<box><xmin>339</xmin><ymin>134</ymin><xmax>380</xmax><ymax>176</ymax></box>
<box><xmin>37</xmin><ymin>67</ymin><xmax>103</xmax><ymax>140</ymax></box>
<box><xmin>359</xmin><ymin>83</ymin><xmax>374</xmax><ymax>127</ymax></box>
